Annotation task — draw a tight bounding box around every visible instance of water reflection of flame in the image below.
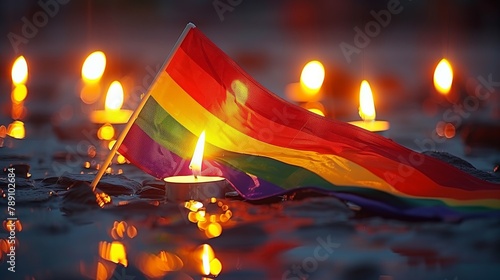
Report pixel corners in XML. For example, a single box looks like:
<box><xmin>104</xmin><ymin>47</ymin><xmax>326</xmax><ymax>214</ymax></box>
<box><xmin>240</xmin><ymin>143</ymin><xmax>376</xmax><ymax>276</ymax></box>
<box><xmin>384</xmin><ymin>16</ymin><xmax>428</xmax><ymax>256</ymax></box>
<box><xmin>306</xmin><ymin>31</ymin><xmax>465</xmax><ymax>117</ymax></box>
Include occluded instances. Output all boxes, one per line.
<box><xmin>99</xmin><ymin>241</ymin><xmax>128</xmax><ymax>267</ymax></box>
<box><xmin>7</xmin><ymin>121</ymin><xmax>25</xmax><ymax>139</ymax></box>
<box><xmin>3</xmin><ymin>219</ymin><xmax>22</xmax><ymax>232</ymax></box>
<box><xmin>136</xmin><ymin>251</ymin><xmax>184</xmax><ymax>278</ymax></box>
<box><xmin>198</xmin><ymin>244</ymin><xmax>222</xmax><ymax>277</ymax></box>
<box><xmin>97</xmin><ymin>123</ymin><xmax>115</xmax><ymax>140</ymax></box>
<box><xmin>110</xmin><ymin>221</ymin><xmax>137</xmax><ymax>239</ymax></box>
<box><xmin>185</xmin><ymin>198</ymin><xmax>232</xmax><ymax>238</ymax></box>
<box><xmin>95</xmin><ymin>191</ymin><xmax>111</xmax><ymax>208</ymax></box>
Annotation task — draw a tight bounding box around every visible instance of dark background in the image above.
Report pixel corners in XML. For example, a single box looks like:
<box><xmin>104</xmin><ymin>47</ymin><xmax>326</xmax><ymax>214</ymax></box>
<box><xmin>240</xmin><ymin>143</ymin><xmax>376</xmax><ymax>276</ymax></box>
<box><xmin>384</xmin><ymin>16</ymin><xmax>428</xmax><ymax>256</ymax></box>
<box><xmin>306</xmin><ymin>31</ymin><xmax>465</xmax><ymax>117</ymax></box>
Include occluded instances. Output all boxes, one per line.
<box><xmin>1</xmin><ymin>0</ymin><xmax>499</xmax><ymax>157</ymax></box>
<box><xmin>1</xmin><ymin>0</ymin><xmax>499</xmax><ymax>97</ymax></box>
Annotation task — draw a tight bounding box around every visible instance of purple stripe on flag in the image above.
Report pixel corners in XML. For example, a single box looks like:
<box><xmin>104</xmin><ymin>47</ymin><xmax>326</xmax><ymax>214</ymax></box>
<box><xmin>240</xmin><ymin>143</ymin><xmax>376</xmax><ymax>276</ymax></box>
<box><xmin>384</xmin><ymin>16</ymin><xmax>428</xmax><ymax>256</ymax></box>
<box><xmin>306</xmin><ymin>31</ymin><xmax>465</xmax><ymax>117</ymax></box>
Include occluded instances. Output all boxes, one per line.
<box><xmin>119</xmin><ymin>124</ymin><xmax>189</xmax><ymax>179</ymax></box>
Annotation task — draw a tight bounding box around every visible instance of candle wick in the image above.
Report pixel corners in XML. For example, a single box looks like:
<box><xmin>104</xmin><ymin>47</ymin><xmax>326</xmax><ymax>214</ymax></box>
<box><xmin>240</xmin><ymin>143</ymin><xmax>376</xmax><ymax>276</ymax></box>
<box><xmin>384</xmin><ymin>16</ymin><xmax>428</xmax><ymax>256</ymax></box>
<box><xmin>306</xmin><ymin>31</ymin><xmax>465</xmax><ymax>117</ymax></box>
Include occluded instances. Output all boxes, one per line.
<box><xmin>189</xmin><ymin>164</ymin><xmax>199</xmax><ymax>179</ymax></box>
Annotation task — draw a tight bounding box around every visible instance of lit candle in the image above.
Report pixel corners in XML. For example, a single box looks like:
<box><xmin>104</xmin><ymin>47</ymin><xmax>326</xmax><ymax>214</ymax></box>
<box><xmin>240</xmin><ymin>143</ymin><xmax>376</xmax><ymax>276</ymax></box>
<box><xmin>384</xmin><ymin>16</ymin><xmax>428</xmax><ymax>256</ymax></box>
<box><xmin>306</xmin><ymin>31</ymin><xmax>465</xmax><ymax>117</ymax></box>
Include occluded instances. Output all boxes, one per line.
<box><xmin>90</xmin><ymin>81</ymin><xmax>133</xmax><ymax>124</ymax></box>
<box><xmin>81</xmin><ymin>51</ymin><xmax>106</xmax><ymax>104</ymax></box>
<box><xmin>285</xmin><ymin>60</ymin><xmax>325</xmax><ymax>102</ymax></box>
<box><xmin>348</xmin><ymin>80</ymin><xmax>390</xmax><ymax>132</ymax></box>
<box><xmin>10</xmin><ymin>56</ymin><xmax>28</xmax><ymax>121</ymax></box>
<box><xmin>164</xmin><ymin>131</ymin><xmax>226</xmax><ymax>202</ymax></box>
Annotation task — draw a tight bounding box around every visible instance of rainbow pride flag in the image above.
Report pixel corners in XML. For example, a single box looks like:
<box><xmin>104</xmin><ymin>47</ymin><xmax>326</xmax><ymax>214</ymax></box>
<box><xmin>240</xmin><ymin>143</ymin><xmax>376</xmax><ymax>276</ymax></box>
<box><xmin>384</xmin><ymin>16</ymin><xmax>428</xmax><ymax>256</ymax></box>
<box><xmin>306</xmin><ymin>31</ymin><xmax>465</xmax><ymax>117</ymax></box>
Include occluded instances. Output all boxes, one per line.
<box><xmin>118</xmin><ymin>24</ymin><xmax>500</xmax><ymax>220</ymax></box>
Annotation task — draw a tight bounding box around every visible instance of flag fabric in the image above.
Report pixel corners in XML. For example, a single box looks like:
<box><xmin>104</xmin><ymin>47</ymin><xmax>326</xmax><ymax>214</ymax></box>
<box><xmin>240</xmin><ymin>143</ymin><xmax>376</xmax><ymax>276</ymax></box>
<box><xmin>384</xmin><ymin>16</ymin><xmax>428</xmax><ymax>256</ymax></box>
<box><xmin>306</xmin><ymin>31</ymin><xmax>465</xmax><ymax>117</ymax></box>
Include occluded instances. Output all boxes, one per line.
<box><xmin>118</xmin><ymin>25</ymin><xmax>500</xmax><ymax>220</ymax></box>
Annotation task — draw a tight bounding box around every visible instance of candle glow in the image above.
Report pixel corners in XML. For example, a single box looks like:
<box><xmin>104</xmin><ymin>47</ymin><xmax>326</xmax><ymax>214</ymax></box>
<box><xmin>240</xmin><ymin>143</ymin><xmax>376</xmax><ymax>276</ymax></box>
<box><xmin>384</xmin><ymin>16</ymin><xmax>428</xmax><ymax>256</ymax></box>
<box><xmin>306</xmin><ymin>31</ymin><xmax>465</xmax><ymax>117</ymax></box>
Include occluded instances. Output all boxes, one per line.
<box><xmin>433</xmin><ymin>58</ymin><xmax>453</xmax><ymax>95</ymax></box>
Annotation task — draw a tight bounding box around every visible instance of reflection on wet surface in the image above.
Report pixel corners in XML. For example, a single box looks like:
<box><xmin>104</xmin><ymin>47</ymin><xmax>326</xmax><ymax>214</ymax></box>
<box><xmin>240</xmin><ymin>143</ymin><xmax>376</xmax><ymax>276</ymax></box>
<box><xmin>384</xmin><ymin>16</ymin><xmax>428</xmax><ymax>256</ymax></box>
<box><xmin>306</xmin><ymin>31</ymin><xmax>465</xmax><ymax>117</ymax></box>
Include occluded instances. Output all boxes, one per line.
<box><xmin>0</xmin><ymin>163</ymin><xmax>499</xmax><ymax>280</ymax></box>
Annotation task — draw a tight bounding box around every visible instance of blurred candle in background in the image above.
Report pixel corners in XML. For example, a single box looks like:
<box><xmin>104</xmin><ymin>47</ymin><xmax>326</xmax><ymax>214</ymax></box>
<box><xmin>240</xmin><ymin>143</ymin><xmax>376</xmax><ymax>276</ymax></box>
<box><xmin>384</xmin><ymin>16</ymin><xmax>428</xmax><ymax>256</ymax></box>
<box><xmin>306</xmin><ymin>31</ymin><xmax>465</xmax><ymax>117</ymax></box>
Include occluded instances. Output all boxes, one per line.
<box><xmin>423</xmin><ymin>58</ymin><xmax>455</xmax><ymax>115</ymax></box>
<box><xmin>8</xmin><ymin>56</ymin><xmax>28</xmax><ymax>139</ymax></box>
<box><xmin>81</xmin><ymin>51</ymin><xmax>106</xmax><ymax>104</ymax></box>
<box><xmin>285</xmin><ymin>60</ymin><xmax>325</xmax><ymax>102</ymax></box>
<box><xmin>90</xmin><ymin>81</ymin><xmax>132</xmax><ymax>125</ymax></box>
<box><xmin>433</xmin><ymin>58</ymin><xmax>453</xmax><ymax>95</ymax></box>
<box><xmin>11</xmin><ymin>56</ymin><xmax>28</xmax><ymax>119</ymax></box>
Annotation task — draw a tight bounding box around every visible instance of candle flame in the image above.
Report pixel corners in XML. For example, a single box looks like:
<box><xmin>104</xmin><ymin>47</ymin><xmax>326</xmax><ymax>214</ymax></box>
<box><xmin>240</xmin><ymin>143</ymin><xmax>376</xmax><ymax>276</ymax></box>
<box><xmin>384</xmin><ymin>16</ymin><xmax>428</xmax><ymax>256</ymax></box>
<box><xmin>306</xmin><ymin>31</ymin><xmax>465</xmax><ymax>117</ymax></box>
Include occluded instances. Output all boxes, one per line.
<box><xmin>82</xmin><ymin>51</ymin><xmax>106</xmax><ymax>82</ymax></box>
<box><xmin>189</xmin><ymin>131</ymin><xmax>206</xmax><ymax>178</ymax></box>
<box><xmin>12</xmin><ymin>56</ymin><xmax>28</xmax><ymax>85</ymax></box>
<box><xmin>105</xmin><ymin>81</ymin><xmax>124</xmax><ymax>110</ymax></box>
<box><xmin>433</xmin><ymin>58</ymin><xmax>453</xmax><ymax>95</ymax></box>
<box><xmin>359</xmin><ymin>80</ymin><xmax>376</xmax><ymax>121</ymax></box>
<box><xmin>300</xmin><ymin>60</ymin><xmax>325</xmax><ymax>95</ymax></box>
<box><xmin>202</xmin><ymin>244</ymin><xmax>211</xmax><ymax>275</ymax></box>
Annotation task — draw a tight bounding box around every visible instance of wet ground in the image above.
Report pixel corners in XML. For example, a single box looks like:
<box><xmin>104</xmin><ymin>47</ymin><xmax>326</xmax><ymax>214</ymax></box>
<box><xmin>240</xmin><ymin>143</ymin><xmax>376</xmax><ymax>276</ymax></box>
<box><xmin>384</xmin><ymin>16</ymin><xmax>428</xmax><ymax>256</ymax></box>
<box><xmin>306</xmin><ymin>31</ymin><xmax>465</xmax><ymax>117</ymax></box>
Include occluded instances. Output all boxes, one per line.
<box><xmin>1</xmin><ymin>124</ymin><xmax>500</xmax><ymax>280</ymax></box>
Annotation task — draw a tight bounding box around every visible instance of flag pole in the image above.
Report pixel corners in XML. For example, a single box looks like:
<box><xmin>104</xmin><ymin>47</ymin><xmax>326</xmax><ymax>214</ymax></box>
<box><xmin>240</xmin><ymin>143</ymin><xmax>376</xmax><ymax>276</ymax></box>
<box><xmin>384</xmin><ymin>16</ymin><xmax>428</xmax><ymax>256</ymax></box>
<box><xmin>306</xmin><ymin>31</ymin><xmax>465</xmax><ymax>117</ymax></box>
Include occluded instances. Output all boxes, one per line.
<box><xmin>90</xmin><ymin>22</ymin><xmax>196</xmax><ymax>191</ymax></box>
